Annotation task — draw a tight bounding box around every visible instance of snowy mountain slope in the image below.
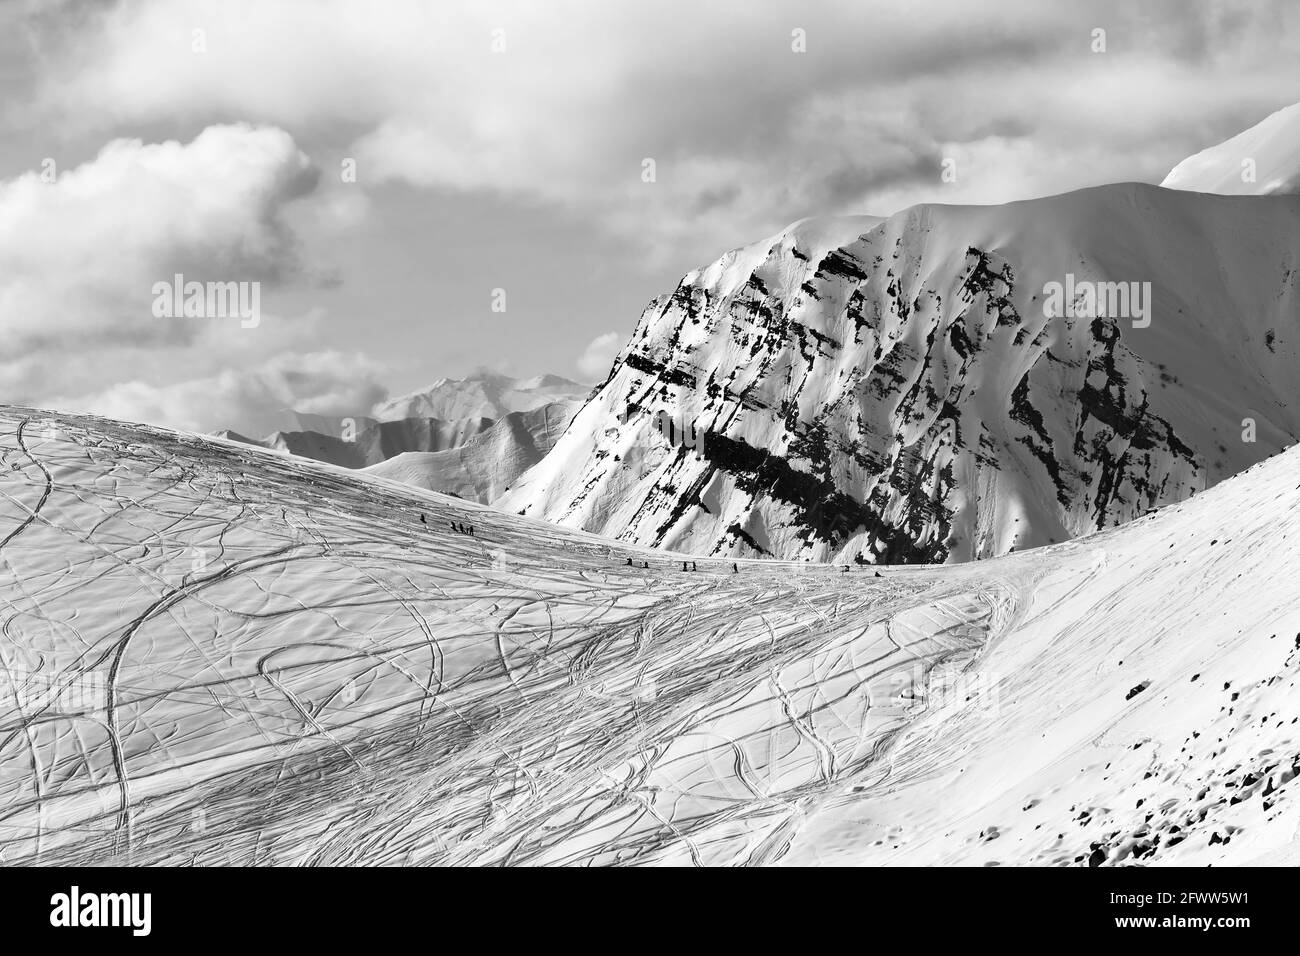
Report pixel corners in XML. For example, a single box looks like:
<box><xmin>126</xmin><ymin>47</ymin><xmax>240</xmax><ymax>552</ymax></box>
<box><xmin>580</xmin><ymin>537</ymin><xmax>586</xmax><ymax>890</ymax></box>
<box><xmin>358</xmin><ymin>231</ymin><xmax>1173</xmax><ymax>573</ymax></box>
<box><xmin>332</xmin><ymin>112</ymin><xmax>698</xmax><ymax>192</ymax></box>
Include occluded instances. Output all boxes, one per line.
<box><xmin>2</xmin><ymin>407</ymin><xmax>1300</xmax><ymax>866</ymax></box>
<box><xmin>500</xmin><ymin>184</ymin><xmax>1300</xmax><ymax>563</ymax></box>
<box><xmin>371</xmin><ymin>370</ymin><xmax>590</xmax><ymax>422</ymax></box>
<box><xmin>362</xmin><ymin>405</ymin><xmax>570</xmax><ymax>502</ymax></box>
<box><xmin>1162</xmin><ymin>100</ymin><xmax>1300</xmax><ymax>196</ymax></box>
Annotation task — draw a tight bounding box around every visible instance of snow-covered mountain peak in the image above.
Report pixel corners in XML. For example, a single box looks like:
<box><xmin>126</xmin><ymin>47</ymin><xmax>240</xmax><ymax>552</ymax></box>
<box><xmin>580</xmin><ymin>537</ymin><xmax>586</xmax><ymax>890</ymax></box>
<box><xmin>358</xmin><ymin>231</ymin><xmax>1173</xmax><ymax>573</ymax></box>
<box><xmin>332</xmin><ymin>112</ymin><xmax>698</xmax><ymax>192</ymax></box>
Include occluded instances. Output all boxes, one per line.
<box><xmin>502</xmin><ymin>182</ymin><xmax>1300</xmax><ymax>563</ymax></box>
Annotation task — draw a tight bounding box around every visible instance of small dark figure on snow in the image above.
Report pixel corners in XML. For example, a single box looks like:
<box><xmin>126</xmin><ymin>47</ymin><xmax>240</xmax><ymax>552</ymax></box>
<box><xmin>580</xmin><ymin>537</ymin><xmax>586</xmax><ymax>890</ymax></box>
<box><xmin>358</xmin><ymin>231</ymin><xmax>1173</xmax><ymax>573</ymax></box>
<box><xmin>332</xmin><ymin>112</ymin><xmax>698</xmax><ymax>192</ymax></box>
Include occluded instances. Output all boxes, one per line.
<box><xmin>626</xmin><ymin>557</ymin><xmax>633</xmax><ymax>566</ymax></box>
<box><xmin>468</xmin><ymin>525</ymin><xmax>474</xmax><ymax>536</ymax></box>
<box><xmin>691</xmin><ymin>561</ymin><xmax>697</xmax><ymax>571</ymax></box>
<box><xmin>682</xmin><ymin>561</ymin><xmax>689</xmax><ymax>571</ymax></box>
<box><xmin>733</xmin><ymin>563</ymin><xmax>739</xmax><ymax>573</ymax></box>
<box><xmin>642</xmin><ymin>561</ymin><xmax>649</xmax><ymax>569</ymax></box>
<box><xmin>420</xmin><ymin>514</ymin><xmax>426</xmax><ymax>524</ymax></box>
<box><xmin>874</xmin><ymin>571</ymin><xmax>882</xmax><ymax>578</ymax></box>
<box><xmin>450</xmin><ymin>521</ymin><xmax>457</xmax><ymax>531</ymax></box>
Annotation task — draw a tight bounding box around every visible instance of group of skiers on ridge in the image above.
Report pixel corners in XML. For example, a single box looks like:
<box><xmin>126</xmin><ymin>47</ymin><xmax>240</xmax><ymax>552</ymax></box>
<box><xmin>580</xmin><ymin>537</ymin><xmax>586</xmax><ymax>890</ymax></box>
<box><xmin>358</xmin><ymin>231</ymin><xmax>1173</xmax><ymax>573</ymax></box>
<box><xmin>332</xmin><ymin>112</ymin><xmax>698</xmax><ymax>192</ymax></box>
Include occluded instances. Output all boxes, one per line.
<box><xmin>622</xmin><ymin>556</ymin><xmax>743</xmax><ymax>573</ymax></box>
<box><xmin>417</xmin><ymin>511</ymin><xmax>883</xmax><ymax>577</ymax></box>
<box><xmin>419</xmin><ymin>512</ymin><xmax>474</xmax><ymax>536</ymax></box>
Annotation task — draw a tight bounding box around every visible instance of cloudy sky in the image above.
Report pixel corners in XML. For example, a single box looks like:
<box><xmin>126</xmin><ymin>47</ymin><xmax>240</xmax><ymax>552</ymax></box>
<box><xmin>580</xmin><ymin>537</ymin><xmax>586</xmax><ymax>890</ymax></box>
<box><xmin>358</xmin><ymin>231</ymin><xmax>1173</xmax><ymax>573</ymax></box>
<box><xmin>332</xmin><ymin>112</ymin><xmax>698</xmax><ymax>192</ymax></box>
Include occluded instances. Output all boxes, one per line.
<box><xmin>1</xmin><ymin>0</ymin><xmax>1296</xmax><ymax>435</ymax></box>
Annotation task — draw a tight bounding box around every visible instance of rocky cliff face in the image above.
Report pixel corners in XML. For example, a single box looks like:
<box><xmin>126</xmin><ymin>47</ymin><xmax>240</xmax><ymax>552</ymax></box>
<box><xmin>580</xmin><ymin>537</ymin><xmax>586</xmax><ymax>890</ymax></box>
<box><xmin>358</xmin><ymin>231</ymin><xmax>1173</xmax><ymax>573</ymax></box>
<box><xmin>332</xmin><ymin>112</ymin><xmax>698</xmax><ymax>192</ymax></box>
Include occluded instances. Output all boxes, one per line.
<box><xmin>500</xmin><ymin>184</ymin><xmax>1300</xmax><ymax>563</ymax></box>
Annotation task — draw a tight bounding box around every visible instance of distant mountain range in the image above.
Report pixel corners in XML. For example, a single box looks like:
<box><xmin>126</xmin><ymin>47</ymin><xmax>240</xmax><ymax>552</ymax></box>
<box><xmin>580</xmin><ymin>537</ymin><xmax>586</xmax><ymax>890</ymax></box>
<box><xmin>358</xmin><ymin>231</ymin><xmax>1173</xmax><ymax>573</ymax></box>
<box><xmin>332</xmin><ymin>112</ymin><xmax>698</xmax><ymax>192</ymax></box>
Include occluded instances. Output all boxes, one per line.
<box><xmin>217</xmin><ymin>370</ymin><xmax>590</xmax><ymax>502</ymax></box>
<box><xmin>372</xmin><ymin>372</ymin><xmax>590</xmax><ymax>422</ymax></box>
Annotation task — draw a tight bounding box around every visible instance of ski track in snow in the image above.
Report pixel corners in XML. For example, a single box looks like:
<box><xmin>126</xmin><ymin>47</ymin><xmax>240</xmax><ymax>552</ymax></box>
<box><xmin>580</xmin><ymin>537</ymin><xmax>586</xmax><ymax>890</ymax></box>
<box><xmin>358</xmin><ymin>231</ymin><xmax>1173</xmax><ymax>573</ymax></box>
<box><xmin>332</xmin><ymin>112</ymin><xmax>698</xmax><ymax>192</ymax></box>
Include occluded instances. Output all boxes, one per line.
<box><xmin>1</xmin><ymin>409</ymin><xmax>1299</xmax><ymax>866</ymax></box>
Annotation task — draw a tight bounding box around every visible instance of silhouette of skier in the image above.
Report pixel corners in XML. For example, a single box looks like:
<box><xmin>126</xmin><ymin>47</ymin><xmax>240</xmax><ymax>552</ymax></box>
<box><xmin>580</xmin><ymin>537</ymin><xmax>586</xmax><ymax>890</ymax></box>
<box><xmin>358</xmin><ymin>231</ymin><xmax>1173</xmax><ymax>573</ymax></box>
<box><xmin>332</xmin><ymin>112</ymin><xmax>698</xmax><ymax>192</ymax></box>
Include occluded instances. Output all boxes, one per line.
<box><xmin>642</xmin><ymin>561</ymin><xmax>649</xmax><ymax>569</ymax></box>
<box><xmin>626</xmin><ymin>557</ymin><xmax>633</xmax><ymax>566</ymax></box>
<box><xmin>468</xmin><ymin>525</ymin><xmax>474</xmax><ymax>536</ymax></box>
<box><xmin>733</xmin><ymin>562</ymin><xmax>739</xmax><ymax>573</ymax></box>
<box><xmin>420</xmin><ymin>514</ymin><xmax>426</xmax><ymax>524</ymax></box>
<box><xmin>682</xmin><ymin>561</ymin><xmax>689</xmax><ymax>571</ymax></box>
<box><xmin>691</xmin><ymin>561</ymin><xmax>697</xmax><ymax>571</ymax></box>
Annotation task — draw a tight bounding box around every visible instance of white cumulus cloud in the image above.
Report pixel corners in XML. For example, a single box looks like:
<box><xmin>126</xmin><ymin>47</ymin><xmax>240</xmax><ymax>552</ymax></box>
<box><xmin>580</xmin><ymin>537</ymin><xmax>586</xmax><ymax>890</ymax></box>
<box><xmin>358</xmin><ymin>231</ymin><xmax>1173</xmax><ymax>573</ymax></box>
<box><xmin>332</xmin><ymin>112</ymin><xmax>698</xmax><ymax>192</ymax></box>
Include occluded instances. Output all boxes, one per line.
<box><xmin>50</xmin><ymin>350</ymin><xmax>388</xmax><ymax>437</ymax></box>
<box><xmin>0</xmin><ymin>122</ymin><xmax>317</xmax><ymax>351</ymax></box>
<box><xmin>577</xmin><ymin>332</ymin><xmax>622</xmax><ymax>381</ymax></box>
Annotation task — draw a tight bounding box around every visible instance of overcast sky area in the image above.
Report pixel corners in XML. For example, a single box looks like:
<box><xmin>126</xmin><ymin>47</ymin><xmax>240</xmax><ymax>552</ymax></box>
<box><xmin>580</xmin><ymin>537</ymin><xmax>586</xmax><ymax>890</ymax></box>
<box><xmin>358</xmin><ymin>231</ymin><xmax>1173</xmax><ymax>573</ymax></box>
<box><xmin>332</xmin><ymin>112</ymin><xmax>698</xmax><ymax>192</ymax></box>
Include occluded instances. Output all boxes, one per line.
<box><xmin>0</xmin><ymin>0</ymin><xmax>1297</xmax><ymax>436</ymax></box>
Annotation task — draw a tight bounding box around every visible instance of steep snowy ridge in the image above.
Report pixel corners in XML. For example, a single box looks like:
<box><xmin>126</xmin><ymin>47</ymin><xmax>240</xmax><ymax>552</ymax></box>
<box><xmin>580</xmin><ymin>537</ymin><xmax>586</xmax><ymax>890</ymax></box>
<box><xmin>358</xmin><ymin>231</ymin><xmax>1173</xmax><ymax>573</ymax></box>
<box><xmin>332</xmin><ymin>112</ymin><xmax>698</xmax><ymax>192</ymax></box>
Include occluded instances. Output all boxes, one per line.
<box><xmin>3</xmin><ymin>407</ymin><xmax>1300</xmax><ymax>866</ymax></box>
<box><xmin>502</xmin><ymin>183</ymin><xmax>1300</xmax><ymax>563</ymax></box>
<box><xmin>1162</xmin><ymin>100</ymin><xmax>1300</xmax><ymax>196</ymax></box>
